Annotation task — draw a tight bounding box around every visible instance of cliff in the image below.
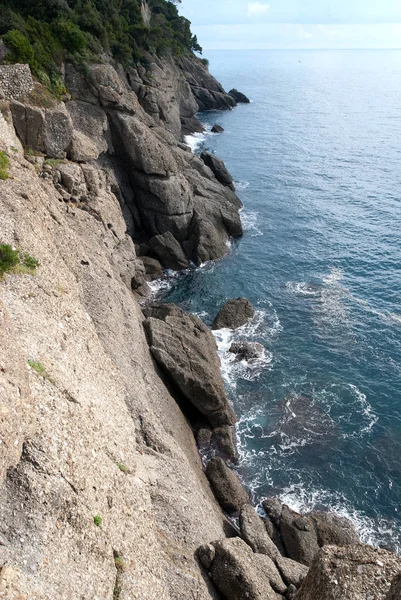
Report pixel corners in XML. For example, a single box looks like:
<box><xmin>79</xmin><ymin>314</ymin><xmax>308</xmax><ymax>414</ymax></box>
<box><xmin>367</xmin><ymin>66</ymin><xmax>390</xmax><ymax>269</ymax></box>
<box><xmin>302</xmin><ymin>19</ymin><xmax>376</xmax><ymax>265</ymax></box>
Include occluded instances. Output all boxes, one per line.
<box><xmin>1</xmin><ymin>13</ymin><xmax>401</xmax><ymax>600</ymax></box>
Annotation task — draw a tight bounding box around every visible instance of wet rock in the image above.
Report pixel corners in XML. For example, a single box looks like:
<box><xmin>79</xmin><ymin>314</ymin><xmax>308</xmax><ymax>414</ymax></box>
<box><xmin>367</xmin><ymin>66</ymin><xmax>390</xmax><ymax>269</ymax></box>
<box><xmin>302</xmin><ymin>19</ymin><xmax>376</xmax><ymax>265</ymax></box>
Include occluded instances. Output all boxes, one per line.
<box><xmin>229</xmin><ymin>89</ymin><xmax>250</xmax><ymax>103</ymax></box>
<box><xmin>212</xmin><ymin>298</ymin><xmax>255</xmax><ymax>330</ymax></box>
<box><xmin>200</xmin><ymin>151</ymin><xmax>234</xmax><ymax>189</ymax></box>
<box><xmin>229</xmin><ymin>341</ymin><xmax>264</xmax><ymax>360</ymax></box>
<box><xmin>148</xmin><ymin>232</ymin><xmax>189</xmax><ymax>271</ymax></box>
<box><xmin>279</xmin><ymin>506</ymin><xmax>320</xmax><ymax>566</ymax></box>
<box><xmin>144</xmin><ymin>306</ymin><xmax>236</xmax><ymax>429</ymax></box>
<box><xmin>239</xmin><ymin>504</ymin><xmax>280</xmax><ymax>560</ymax></box>
<box><xmin>204</xmin><ymin>537</ymin><xmax>277</xmax><ymax>600</ymax></box>
<box><xmin>211</xmin><ymin>124</ymin><xmax>224</xmax><ymax>133</ymax></box>
<box><xmin>297</xmin><ymin>545</ymin><xmax>401</xmax><ymax>600</ymax></box>
<box><xmin>276</xmin><ymin>556</ymin><xmax>309</xmax><ymax>588</ymax></box>
<box><xmin>205</xmin><ymin>457</ymin><xmax>248</xmax><ymax>513</ymax></box>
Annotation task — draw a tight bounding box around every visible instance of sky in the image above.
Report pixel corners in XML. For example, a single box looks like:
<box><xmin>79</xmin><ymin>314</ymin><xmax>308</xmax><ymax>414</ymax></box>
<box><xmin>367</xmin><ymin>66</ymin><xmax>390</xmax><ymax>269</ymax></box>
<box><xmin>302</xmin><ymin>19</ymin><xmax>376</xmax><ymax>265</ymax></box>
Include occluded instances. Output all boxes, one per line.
<box><xmin>179</xmin><ymin>0</ymin><xmax>401</xmax><ymax>50</ymax></box>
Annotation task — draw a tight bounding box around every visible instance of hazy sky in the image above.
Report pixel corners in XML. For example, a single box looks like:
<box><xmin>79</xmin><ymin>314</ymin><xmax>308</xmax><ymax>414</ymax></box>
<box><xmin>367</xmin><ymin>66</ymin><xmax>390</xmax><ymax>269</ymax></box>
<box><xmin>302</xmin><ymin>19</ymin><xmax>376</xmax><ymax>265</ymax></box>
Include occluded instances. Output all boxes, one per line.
<box><xmin>179</xmin><ymin>0</ymin><xmax>401</xmax><ymax>49</ymax></box>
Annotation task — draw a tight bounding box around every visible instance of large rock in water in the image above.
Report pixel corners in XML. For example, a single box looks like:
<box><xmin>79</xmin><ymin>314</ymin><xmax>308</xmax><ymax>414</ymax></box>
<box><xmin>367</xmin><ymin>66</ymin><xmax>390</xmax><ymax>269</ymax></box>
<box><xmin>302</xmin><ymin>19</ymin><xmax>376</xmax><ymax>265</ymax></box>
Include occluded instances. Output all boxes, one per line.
<box><xmin>199</xmin><ymin>538</ymin><xmax>278</xmax><ymax>600</ymax></box>
<box><xmin>144</xmin><ymin>305</ymin><xmax>237</xmax><ymax>458</ymax></box>
<box><xmin>212</xmin><ymin>298</ymin><xmax>255</xmax><ymax>330</ymax></box>
<box><xmin>297</xmin><ymin>545</ymin><xmax>401</xmax><ymax>600</ymax></box>
<box><xmin>200</xmin><ymin>151</ymin><xmax>234</xmax><ymax>189</ymax></box>
<box><xmin>229</xmin><ymin>88</ymin><xmax>251</xmax><ymax>103</ymax></box>
<box><xmin>205</xmin><ymin>457</ymin><xmax>248</xmax><ymax>513</ymax></box>
<box><xmin>229</xmin><ymin>341</ymin><xmax>264</xmax><ymax>361</ymax></box>
<box><xmin>148</xmin><ymin>232</ymin><xmax>189</xmax><ymax>270</ymax></box>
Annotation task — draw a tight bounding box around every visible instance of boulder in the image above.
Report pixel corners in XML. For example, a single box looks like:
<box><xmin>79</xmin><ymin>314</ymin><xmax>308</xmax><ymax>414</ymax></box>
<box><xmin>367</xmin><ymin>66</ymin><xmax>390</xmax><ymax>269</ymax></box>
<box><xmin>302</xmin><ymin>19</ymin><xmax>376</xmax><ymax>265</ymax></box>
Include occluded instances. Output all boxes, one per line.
<box><xmin>253</xmin><ymin>554</ymin><xmax>287</xmax><ymax>594</ymax></box>
<box><xmin>386</xmin><ymin>574</ymin><xmax>401</xmax><ymax>600</ymax></box>
<box><xmin>211</xmin><ymin>124</ymin><xmax>224</xmax><ymax>133</ymax></box>
<box><xmin>239</xmin><ymin>504</ymin><xmax>279</xmax><ymax>560</ymax></box>
<box><xmin>200</xmin><ymin>151</ymin><xmax>234</xmax><ymax>189</ymax></box>
<box><xmin>202</xmin><ymin>538</ymin><xmax>277</xmax><ymax>600</ymax></box>
<box><xmin>144</xmin><ymin>306</ymin><xmax>237</xmax><ymax>429</ymax></box>
<box><xmin>212</xmin><ymin>298</ymin><xmax>255</xmax><ymax>330</ymax></box>
<box><xmin>297</xmin><ymin>545</ymin><xmax>401</xmax><ymax>600</ymax></box>
<box><xmin>148</xmin><ymin>232</ymin><xmax>189</xmax><ymax>271</ymax></box>
<box><xmin>262</xmin><ymin>497</ymin><xmax>283</xmax><ymax>526</ymax></box>
<box><xmin>140</xmin><ymin>256</ymin><xmax>164</xmax><ymax>281</ymax></box>
<box><xmin>229</xmin><ymin>341</ymin><xmax>264</xmax><ymax>361</ymax></box>
<box><xmin>205</xmin><ymin>457</ymin><xmax>248</xmax><ymax>513</ymax></box>
<box><xmin>311</xmin><ymin>511</ymin><xmax>359</xmax><ymax>547</ymax></box>
<box><xmin>276</xmin><ymin>556</ymin><xmax>309</xmax><ymax>588</ymax></box>
<box><xmin>279</xmin><ymin>506</ymin><xmax>320</xmax><ymax>566</ymax></box>
<box><xmin>229</xmin><ymin>89</ymin><xmax>250</xmax><ymax>104</ymax></box>
<box><xmin>66</xmin><ymin>100</ymin><xmax>109</xmax><ymax>161</ymax></box>
<box><xmin>211</xmin><ymin>426</ymin><xmax>238</xmax><ymax>462</ymax></box>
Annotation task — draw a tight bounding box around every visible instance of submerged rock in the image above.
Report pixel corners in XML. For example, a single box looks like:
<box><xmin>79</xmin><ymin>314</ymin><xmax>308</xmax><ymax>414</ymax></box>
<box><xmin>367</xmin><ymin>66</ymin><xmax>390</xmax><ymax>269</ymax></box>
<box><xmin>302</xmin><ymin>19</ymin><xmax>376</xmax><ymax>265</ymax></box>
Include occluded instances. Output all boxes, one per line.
<box><xmin>229</xmin><ymin>341</ymin><xmax>264</xmax><ymax>360</ymax></box>
<box><xmin>211</xmin><ymin>124</ymin><xmax>224</xmax><ymax>133</ymax></box>
<box><xmin>229</xmin><ymin>88</ymin><xmax>251</xmax><ymax>103</ymax></box>
<box><xmin>200</xmin><ymin>151</ymin><xmax>235</xmax><ymax>189</ymax></box>
<box><xmin>205</xmin><ymin>457</ymin><xmax>248</xmax><ymax>513</ymax></box>
<box><xmin>212</xmin><ymin>298</ymin><xmax>255</xmax><ymax>330</ymax></box>
<box><xmin>297</xmin><ymin>545</ymin><xmax>401</xmax><ymax>600</ymax></box>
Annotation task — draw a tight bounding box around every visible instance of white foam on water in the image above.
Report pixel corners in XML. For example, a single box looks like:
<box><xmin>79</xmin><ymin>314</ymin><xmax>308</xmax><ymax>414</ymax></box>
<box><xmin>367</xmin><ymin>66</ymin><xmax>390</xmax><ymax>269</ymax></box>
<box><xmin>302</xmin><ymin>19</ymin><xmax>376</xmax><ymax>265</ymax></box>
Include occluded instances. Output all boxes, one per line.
<box><xmin>240</xmin><ymin>210</ymin><xmax>263</xmax><ymax>237</ymax></box>
<box><xmin>286</xmin><ymin>281</ymin><xmax>322</xmax><ymax>297</ymax></box>
<box><xmin>184</xmin><ymin>131</ymin><xmax>207</xmax><ymax>153</ymax></box>
<box><xmin>279</xmin><ymin>483</ymin><xmax>401</xmax><ymax>553</ymax></box>
<box><xmin>236</xmin><ymin>181</ymin><xmax>250</xmax><ymax>191</ymax></box>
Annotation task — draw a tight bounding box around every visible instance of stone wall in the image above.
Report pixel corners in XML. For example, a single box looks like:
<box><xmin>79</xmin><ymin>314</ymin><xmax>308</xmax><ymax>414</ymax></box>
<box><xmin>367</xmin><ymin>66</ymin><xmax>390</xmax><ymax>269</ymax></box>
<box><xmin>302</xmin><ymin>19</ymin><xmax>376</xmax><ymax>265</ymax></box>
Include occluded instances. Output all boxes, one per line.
<box><xmin>0</xmin><ymin>64</ymin><xmax>34</xmax><ymax>101</ymax></box>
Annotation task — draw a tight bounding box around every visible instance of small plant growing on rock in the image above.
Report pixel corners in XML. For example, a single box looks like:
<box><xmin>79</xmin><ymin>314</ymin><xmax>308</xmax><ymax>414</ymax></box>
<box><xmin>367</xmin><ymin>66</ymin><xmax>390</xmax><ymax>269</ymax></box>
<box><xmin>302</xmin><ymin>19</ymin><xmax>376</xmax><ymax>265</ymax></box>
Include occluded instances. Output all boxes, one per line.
<box><xmin>0</xmin><ymin>151</ymin><xmax>10</xmax><ymax>180</ymax></box>
<box><xmin>93</xmin><ymin>515</ymin><xmax>102</xmax><ymax>527</ymax></box>
<box><xmin>116</xmin><ymin>463</ymin><xmax>129</xmax><ymax>474</ymax></box>
<box><xmin>0</xmin><ymin>245</ymin><xmax>40</xmax><ymax>278</ymax></box>
<box><xmin>114</xmin><ymin>555</ymin><xmax>126</xmax><ymax>572</ymax></box>
<box><xmin>27</xmin><ymin>360</ymin><xmax>47</xmax><ymax>377</ymax></box>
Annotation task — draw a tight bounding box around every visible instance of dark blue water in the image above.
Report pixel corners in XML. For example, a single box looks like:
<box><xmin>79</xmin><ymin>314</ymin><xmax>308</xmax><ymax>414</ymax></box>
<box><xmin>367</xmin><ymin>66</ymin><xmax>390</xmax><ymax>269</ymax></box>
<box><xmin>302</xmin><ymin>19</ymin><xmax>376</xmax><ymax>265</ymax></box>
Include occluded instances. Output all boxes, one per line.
<box><xmin>160</xmin><ymin>50</ymin><xmax>401</xmax><ymax>549</ymax></box>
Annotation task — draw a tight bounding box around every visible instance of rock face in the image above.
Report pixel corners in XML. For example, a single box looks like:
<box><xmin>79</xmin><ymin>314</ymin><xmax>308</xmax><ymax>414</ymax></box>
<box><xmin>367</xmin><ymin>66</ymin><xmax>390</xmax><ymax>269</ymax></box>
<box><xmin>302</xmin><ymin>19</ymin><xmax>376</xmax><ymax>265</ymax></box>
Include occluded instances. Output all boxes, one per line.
<box><xmin>229</xmin><ymin>341</ymin><xmax>264</xmax><ymax>360</ymax></box>
<box><xmin>386</xmin><ymin>574</ymin><xmax>401</xmax><ymax>600</ymax></box>
<box><xmin>205</xmin><ymin>457</ymin><xmax>248</xmax><ymax>513</ymax></box>
<box><xmin>200</xmin><ymin>151</ymin><xmax>234</xmax><ymax>189</ymax></box>
<box><xmin>201</xmin><ymin>538</ymin><xmax>277</xmax><ymax>600</ymax></box>
<box><xmin>297</xmin><ymin>545</ymin><xmax>401</xmax><ymax>600</ymax></box>
<box><xmin>212</xmin><ymin>298</ymin><xmax>255</xmax><ymax>330</ymax></box>
<box><xmin>229</xmin><ymin>88</ymin><xmax>251</xmax><ymax>103</ymax></box>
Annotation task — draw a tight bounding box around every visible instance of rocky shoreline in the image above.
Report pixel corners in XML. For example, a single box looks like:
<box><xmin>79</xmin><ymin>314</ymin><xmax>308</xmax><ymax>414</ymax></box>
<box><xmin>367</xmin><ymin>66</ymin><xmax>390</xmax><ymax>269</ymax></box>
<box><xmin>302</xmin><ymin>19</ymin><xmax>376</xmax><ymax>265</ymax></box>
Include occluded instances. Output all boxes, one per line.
<box><xmin>0</xmin><ymin>32</ymin><xmax>401</xmax><ymax>600</ymax></box>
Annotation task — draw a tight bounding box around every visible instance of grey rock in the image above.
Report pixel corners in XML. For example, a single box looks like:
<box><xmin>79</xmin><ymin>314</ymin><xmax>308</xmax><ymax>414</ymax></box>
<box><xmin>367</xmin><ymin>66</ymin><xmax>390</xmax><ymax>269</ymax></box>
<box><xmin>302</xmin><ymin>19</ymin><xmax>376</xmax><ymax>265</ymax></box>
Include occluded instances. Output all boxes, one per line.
<box><xmin>229</xmin><ymin>341</ymin><xmax>264</xmax><ymax>361</ymax></box>
<box><xmin>212</xmin><ymin>298</ymin><xmax>255</xmax><ymax>330</ymax></box>
<box><xmin>386</xmin><ymin>573</ymin><xmax>401</xmax><ymax>600</ymax></box>
<box><xmin>205</xmin><ymin>457</ymin><xmax>248</xmax><ymax>513</ymax></box>
<box><xmin>239</xmin><ymin>504</ymin><xmax>280</xmax><ymax>560</ymax></box>
<box><xmin>286</xmin><ymin>584</ymin><xmax>298</xmax><ymax>600</ymax></box>
<box><xmin>279</xmin><ymin>505</ymin><xmax>320</xmax><ymax>566</ymax></box>
<box><xmin>206</xmin><ymin>538</ymin><xmax>277</xmax><ymax>600</ymax></box>
<box><xmin>148</xmin><ymin>232</ymin><xmax>189</xmax><ymax>271</ymax></box>
<box><xmin>140</xmin><ymin>256</ymin><xmax>164</xmax><ymax>281</ymax></box>
<box><xmin>144</xmin><ymin>307</ymin><xmax>237</xmax><ymax>429</ymax></box>
<box><xmin>262</xmin><ymin>497</ymin><xmax>283</xmax><ymax>526</ymax></box>
<box><xmin>200</xmin><ymin>151</ymin><xmax>234</xmax><ymax>189</ymax></box>
<box><xmin>310</xmin><ymin>511</ymin><xmax>360</xmax><ymax>547</ymax></box>
<box><xmin>253</xmin><ymin>554</ymin><xmax>287</xmax><ymax>594</ymax></box>
<box><xmin>198</xmin><ymin>543</ymin><xmax>216</xmax><ymax>569</ymax></box>
<box><xmin>211</xmin><ymin>124</ymin><xmax>224</xmax><ymax>133</ymax></box>
<box><xmin>276</xmin><ymin>556</ymin><xmax>309</xmax><ymax>588</ymax></box>
<box><xmin>66</xmin><ymin>100</ymin><xmax>109</xmax><ymax>161</ymax></box>
<box><xmin>297</xmin><ymin>545</ymin><xmax>401</xmax><ymax>600</ymax></box>
<box><xmin>211</xmin><ymin>426</ymin><xmax>237</xmax><ymax>462</ymax></box>
<box><xmin>229</xmin><ymin>88</ymin><xmax>251</xmax><ymax>103</ymax></box>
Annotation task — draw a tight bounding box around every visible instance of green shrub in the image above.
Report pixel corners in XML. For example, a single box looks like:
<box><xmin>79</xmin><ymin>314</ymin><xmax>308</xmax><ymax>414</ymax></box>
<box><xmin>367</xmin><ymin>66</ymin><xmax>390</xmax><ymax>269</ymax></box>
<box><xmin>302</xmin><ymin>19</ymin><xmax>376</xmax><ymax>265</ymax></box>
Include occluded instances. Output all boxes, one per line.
<box><xmin>27</xmin><ymin>360</ymin><xmax>47</xmax><ymax>377</ymax></box>
<box><xmin>200</xmin><ymin>57</ymin><xmax>209</xmax><ymax>68</ymax></box>
<box><xmin>116</xmin><ymin>462</ymin><xmax>129</xmax><ymax>474</ymax></box>
<box><xmin>2</xmin><ymin>29</ymin><xmax>37</xmax><ymax>70</ymax></box>
<box><xmin>0</xmin><ymin>151</ymin><xmax>10</xmax><ymax>180</ymax></box>
<box><xmin>93</xmin><ymin>515</ymin><xmax>102</xmax><ymax>527</ymax></box>
<box><xmin>0</xmin><ymin>244</ymin><xmax>19</xmax><ymax>275</ymax></box>
<box><xmin>54</xmin><ymin>20</ymin><xmax>87</xmax><ymax>54</ymax></box>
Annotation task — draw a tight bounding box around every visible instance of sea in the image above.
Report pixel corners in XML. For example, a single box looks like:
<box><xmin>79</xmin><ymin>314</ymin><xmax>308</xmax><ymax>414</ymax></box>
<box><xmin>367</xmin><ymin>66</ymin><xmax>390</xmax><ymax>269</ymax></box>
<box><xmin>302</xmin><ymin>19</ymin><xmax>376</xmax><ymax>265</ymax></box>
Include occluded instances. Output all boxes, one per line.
<box><xmin>154</xmin><ymin>50</ymin><xmax>401</xmax><ymax>551</ymax></box>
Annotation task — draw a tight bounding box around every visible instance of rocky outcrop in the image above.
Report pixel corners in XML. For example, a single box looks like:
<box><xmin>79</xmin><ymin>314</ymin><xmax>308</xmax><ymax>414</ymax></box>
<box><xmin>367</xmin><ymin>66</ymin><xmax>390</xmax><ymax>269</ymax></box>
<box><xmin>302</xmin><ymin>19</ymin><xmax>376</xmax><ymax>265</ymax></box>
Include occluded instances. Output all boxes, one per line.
<box><xmin>212</xmin><ymin>298</ymin><xmax>255</xmax><ymax>330</ymax></box>
<box><xmin>211</xmin><ymin>124</ymin><xmax>224</xmax><ymax>133</ymax></box>
<box><xmin>297</xmin><ymin>545</ymin><xmax>401</xmax><ymax>600</ymax></box>
<box><xmin>229</xmin><ymin>88</ymin><xmax>251</xmax><ymax>104</ymax></box>
<box><xmin>200</xmin><ymin>151</ymin><xmax>235</xmax><ymax>189</ymax></box>
<box><xmin>239</xmin><ymin>504</ymin><xmax>280</xmax><ymax>560</ymax></box>
<box><xmin>143</xmin><ymin>304</ymin><xmax>237</xmax><ymax>459</ymax></box>
<box><xmin>205</xmin><ymin>457</ymin><xmax>248</xmax><ymax>513</ymax></box>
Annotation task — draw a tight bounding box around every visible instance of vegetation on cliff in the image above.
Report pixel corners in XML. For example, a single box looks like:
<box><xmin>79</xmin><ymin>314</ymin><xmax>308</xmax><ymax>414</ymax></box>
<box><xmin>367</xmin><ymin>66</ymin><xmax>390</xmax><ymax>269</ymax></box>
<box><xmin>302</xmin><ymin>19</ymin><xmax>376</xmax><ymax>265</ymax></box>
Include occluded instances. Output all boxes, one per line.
<box><xmin>0</xmin><ymin>0</ymin><xmax>202</xmax><ymax>92</ymax></box>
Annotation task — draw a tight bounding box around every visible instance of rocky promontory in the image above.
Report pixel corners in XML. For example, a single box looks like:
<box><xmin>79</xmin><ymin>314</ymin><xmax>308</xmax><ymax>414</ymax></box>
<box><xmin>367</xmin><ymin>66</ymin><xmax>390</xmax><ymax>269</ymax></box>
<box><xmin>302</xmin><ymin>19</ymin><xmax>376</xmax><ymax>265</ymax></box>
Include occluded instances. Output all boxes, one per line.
<box><xmin>0</xmin><ymin>3</ymin><xmax>400</xmax><ymax>599</ymax></box>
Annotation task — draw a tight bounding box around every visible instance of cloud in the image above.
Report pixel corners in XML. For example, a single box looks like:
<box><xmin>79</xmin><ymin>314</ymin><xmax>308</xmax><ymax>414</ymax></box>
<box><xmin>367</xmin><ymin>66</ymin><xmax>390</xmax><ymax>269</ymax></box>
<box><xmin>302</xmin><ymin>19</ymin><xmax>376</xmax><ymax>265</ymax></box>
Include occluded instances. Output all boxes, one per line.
<box><xmin>247</xmin><ymin>2</ymin><xmax>270</xmax><ymax>17</ymax></box>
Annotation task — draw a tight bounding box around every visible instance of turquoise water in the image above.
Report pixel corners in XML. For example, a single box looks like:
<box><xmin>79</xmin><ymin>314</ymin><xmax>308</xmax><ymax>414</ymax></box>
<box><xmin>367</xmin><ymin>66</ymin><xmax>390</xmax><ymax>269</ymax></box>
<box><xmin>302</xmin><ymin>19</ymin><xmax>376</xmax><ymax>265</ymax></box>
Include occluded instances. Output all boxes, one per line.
<box><xmin>160</xmin><ymin>50</ymin><xmax>401</xmax><ymax>550</ymax></box>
